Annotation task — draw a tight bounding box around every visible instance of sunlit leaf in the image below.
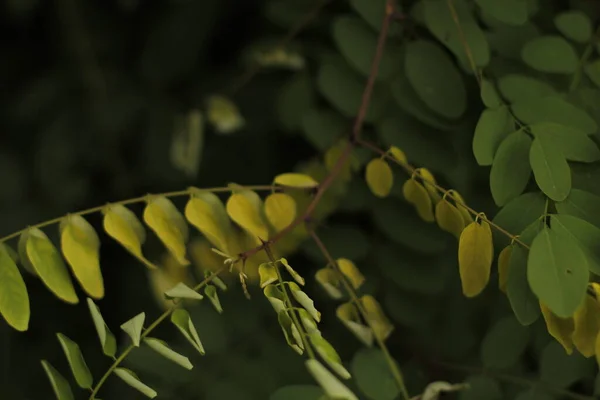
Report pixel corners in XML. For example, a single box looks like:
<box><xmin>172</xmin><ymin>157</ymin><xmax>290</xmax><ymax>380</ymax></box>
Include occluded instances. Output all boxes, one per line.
<box><xmin>143</xmin><ymin>196</ymin><xmax>189</xmax><ymax>266</ymax></box>
<box><xmin>403</xmin><ymin>178</ymin><xmax>435</xmax><ymax>222</ymax></box>
<box><xmin>365</xmin><ymin>158</ymin><xmax>393</xmax><ymax>198</ymax></box>
<box><xmin>264</xmin><ymin>193</ymin><xmax>296</xmax><ymax>232</ymax></box>
<box><xmin>259</xmin><ymin>262</ymin><xmax>278</xmax><ymax>288</ymax></box>
<box><xmin>309</xmin><ymin>332</ymin><xmax>350</xmax><ymax>379</ymax></box>
<box><xmin>277</xmin><ymin>310</ymin><xmax>303</xmax><ymax>354</ymax></box>
<box><xmin>184</xmin><ymin>190</ymin><xmax>231</xmax><ymax>253</ymax></box>
<box><xmin>204</xmin><ymin>284</ymin><xmax>223</xmax><ymax>313</ymax></box>
<box><xmin>336</xmin><ymin>258</ymin><xmax>364</xmax><ymax>289</ymax></box>
<box><xmin>435</xmin><ymin>198</ymin><xmax>465</xmax><ymax>239</ymax></box>
<box><xmin>103</xmin><ymin>204</ymin><xmax>151</xmax><ymax>268</ymax></box>
<box><xmin>336</xmin><ymin>302</ymin><xmax>373</xmax><ymax>347</ymax></box>
<box><xmin>226</xmin><ymin>193</ymin><xmax>269</xmax><ymax>241</ymax></box>
<box><xmin>56</xmin><ymin>333</ymin><xmax>93</xmax><ymax>389</ymax></box>
<box><xmin>315</xmin><ymin>268</ymin><xmax>343</xmax><ymax>299</ymax></box>
<box><xmin>280</xmin><ymin>258</ymin><xmax>305</xmax><ymax>286</ymax></box>
<box><xmin>274</xmin><ymin>173</ymin><xmax>318</xmax><ymax>189</ymax></box>
<box><xmin>288</xmin><ymin>282</ymin><xmax>320</xmax><ymax>322</ymax></box>
<box><xmin>572</xmin><ymin>295</ymin><xmax>600</xmax><ymax>357</ymax></box>
<box><xmin>0</xmin><ymin>243</ymin><xmax>29</xmax><ymax>331</ymax></box>
<box><xmin>359</xmin><ymin>295</ymin><xmax>394</xmax><ymax>341</ymax></box>
<box><xmin>497</xmin><ymin>245</ymin><xmax>512</xmax><ymax>293</ymax></box>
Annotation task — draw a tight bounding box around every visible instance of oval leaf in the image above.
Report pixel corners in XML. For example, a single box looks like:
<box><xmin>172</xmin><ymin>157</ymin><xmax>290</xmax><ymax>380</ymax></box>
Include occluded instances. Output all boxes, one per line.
<box><xmin>103</xmin><ymin>204</ymin><xmax>150</xmax><ymax>267</ymax></box>
<box><xmin>403</xmin><ymin>178</ymin><xmax>435</xmax><ymax>222</ymax></box>
<box><xmin>365</xmin><ymin>158</ymin><xmax>393</xmax><ymax>198</ymax></box>
<box><xmin>226</xmin><ymin>193</ymin><xmax>269</xmax><ymax>241</ymax></box>
<box><xmin>274</xmin><ymin>173</ymin><xmax>318</xmax><ymax>189</ymax></box>
<box><xmin>529</xmin><ymin>136</ymin><xmax>571</xmax><ymax>201</ymax></box>
<box><xmin>143</xmin><ymin>196</ymin><xmax>190</xmax><ymax>266</ymax></box>
<box><xmin>0</xmin><ymin>244</ymin><xmax>29</xmax><ymax>331</ymax></box>
<box><xmin>184</xmin><ymin>191</ymin><xmax>231</xmax><ymax>253</ymax></box>
<box><xmin>264</xmin><ymin>193</ymin><xmax>296</xmax><ymax>232</ymax></box>
<box><xmin>490</xmin><ymin>130</ymin><xmax>533</xmax><ymax>206</ymax></box>
<box><xmin>521</xmin><ymin>36</ymin><xmax>578</xmax><ymax>74</ymax></box>
<box><xmin>458</xmin><ymin>219</ymin><xmax>494</xmax><ymax>297</ymax></box>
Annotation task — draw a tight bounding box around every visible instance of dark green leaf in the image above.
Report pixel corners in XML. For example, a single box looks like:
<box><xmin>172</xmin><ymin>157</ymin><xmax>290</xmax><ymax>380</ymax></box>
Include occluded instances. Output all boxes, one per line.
<box><xmin>521</xmin><ymin>36</ymin><xmax>578</xmax><ymax>73</ymax></box>
<box><xmin>529</xmin><ymin>135</ymin><xmax>571</xmax><ymax>201</ymax></box>
<box><xmin>270</xmin><ymin>385</ymin><xmax>324</xmax><ymax>400</ymax></box>
<box><xmin>497</xmin><ymin>74</ymin><xmax>555</xmax><ymax>103</ymax></box>
<box><xmin>349</xmin><ymin>0</ymin><xmax>402</xmax><ymax>35</ymax></box>
<box><xmin>351</xmin><ymin>348</ymin><xmax>399</xmax><ymax>400</ymax></box>
<box><xmin>490</xmin><ymin>130</ymin><xmax>533</xmax><ymax>206</ymax></box>
<box><xmin>475</xmin><ymin>0</ymin><xmax>528</xmax><ymax>26</ymax></box>
<box><xmin>472</xmin><ymin>106</ymin><xmax>514</xmax><ymax>166</ymax></box>
<box><xmin>529</xmin><ymin>122</ymin><xmax>600</xmax><ymax>163</ymax></box>
<box><xmin>492</xmin><ymin>191</ymin><xmax>546</xmax><ymax>249</ymax></box>
<box><xmin>554</xmin><ymin>11</ymin><xmax>592</xmax><ymax>43</ymax></box>
<box><xmin>527</xmin><ymin>226</ymin><xmax>588</xmax><ymax>318</ymax></box>
<box><xmin>539</xmin><ymin>341</ymin><xmax>595</xmax><ymax>389</ymax></box>
<box><xmin>550</xmin><ymin>214</ymin><xmax>600</xmax><ymax>275</ymax></box>
<box><xmin>480</xmin><ymin>78</ymin><xmax>502</xmax><ymax>108</ymax></box>
<box><xmin>480</xmin><ymin>315</ymin><xmax>530</xmax><ymax>369</ymax></box>
<box><xmin>555</xmin><ymin>189</ymin><xmax>600</xmax><ymax>229</ymax></box>
<box><xmin>277</xmin><ymin>73</ymin><xmax>314</xmax><ymax>131</ymax></box>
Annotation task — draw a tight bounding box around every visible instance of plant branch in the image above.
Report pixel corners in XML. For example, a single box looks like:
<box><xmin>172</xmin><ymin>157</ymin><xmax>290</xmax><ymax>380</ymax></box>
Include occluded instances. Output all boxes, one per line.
<box><xmin>356</xmin><ymin>138</ymin><xmax>529</xmax><ymax>250</ymax></box>
<box><xmin>88</xmin><ymin>267</ymin><xmax>227</xmax><ymax>399</ymax></box>
<box><xmin>308</xmin><ymin>229</ymin><xmax>411</xmax><ymax>400</ymax></box>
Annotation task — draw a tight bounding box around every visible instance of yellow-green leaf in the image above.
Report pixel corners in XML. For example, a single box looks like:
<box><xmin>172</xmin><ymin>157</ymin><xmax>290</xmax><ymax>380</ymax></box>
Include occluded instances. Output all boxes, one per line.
<box><xmin>336</xmin><ymin>258</ymin><xmax>364</xmax><ymax>289</ymax></box>
<box><xmin>23</xmin><ymin>228</ymin><xmax>78</xmax><ymax>304</ymax></box>
<box><xmin>274</xmin><ymin>173</ymin><xmax>319</xmax><ymax>188</ymax></box>
<box><xmin>0</xmin><ymin>244</ymin><xmax>29</xmax><ymax>331</ymax></box>
<box><xmin>540</xmin><ymin>302</ymin><xmax>574</xmax><ymax>355</ymax></box>
<box><xmin>305</xmin><ymin>359</ymin><xmax>358</xmax><ymax>400</ymax></box>
<box><xmin>416</xmin><ymin>168</ymin><xmax>442</xmax><ymax>204</ymax></box>
<box><xmin>435</xmin><ymin>198</ymin><xmax>465</xmax><ymax>239</ymax></box>
<box><xmin>289</xmin><ymin>281</ymin><xmax>320</xmax><ymax>322</ymax></box>
<box><xmin>277</xmin><ymin>310</ymin><xmax>304</xmax><ymax>354</ymax></box>
<box><xmin>41</xmin><ymin>360</ymin><xmax>74</xmax><ymax>400</ymax></box>
<box><xmin>87</xmin><ymin>298</ymin><xmax>117</xmax><ymax>357</ymax></box>
<box><xmin>171</xmin><ymin>308</ymin><xmax>205</xmax><ymax>355</ymax></box>
<box><xmin>144</xmin><ymin>337</ymin><xmax>193</xmax><ymax>370</ymax></box>
<box><xmin>389</xmin><ymin>146</ymin><xmax>407</xmax><ymax>164</ymax></box>
<box><xmin>315</xmin><ymin>268</ymin><xmax>343</xmax><ymax>299</ymax></box>
<box><xmin>59</xmin><ymin>215</ymin><xmax>103</xmax><ymax>299</ymax></box>
<box><xmin>103</xmin><ymin>204</ymin><xmax>150</xmax><ymax>267</ymax></box>
<box><xmin>258</xmin><ymin>262</ymin><xmax>278</xmax><ymax>288</ymax></box>
<box><xmin>264</xmin><ymin>192</ymin><xmax>296</xmax><ymax>232</ymax></box>
<box><xmin>113</xmin><ymin>368</ymin><xmax>157</xmax><ymax>398</ymax></box>
<box><xmin>226</xmin><ymin>193</ymin><xmax>269</xmax><ymax>241</ymax></box>
<box><xmin>447</xmin><ymin>190</ymin><xmax>473</xmax><ymax>225</ymax></box>
<box><xmin>336</xmin><ymin>302</ymin><xmax>373</xmax><ymax>347</ymax></box>
<box><xmin>572</xmin><ymin>296</ymin><xmax>600</xmax><ymax>357</ymax></box>
<box><xmin>184</xmin><ymin>191</ymin><xmax>231</xmax><ymax>253</ymax></box>
<box><xmin>204</xmin><ymin>284</ymin><xmax>223</xmax><ymax>313</ymax></box>
<box><xmin>403</xmin><ymin>178</ymin><xmax>435</xmax><ymax>222</ymax></box>
<box><xmin>164</xmin><ymin>282</ymin><xmax>203</xmax><ymax>300</ymax></box>
<box><xmin>359</xmin><ymin>295</ymin><xmax>394</xmax><ymax>341</ymax></box>
<box><xmin>498</xmin><ymin>245</ymin><xmax>512</xmax><ymax>293</ymax></box>
<box><xmin>206</xmin><ymin>95</ymin><xmax>245</xmax><ymax>134</ymax></box>
<box><xmin>458</xmin><ymin>219</ymin><xmax>494</xmax><ymax>297</ymax></box>
<box><xmin>143</xmin><ymin>196</ymin><xmax>189</xmax><ymax>266</ymax></box>
<box><xmin>365</xmin><ymin>158</ymin><xmax>393</xmax><ymax>198</ymax></box>
<box><xmin>309</xmin><ymin>332</ymin><xmax>351</xmax><ymax>379</ymax></box>
<box><xmin>56</xmin><ymin>333</ymin><xmax>93</xmax><ymax>389</ymax></box>
<box><xmin>120</xmin><ymin>312</ymin><xmax>145</xmax><ymax>347</ymax></box>
<box><xmin>280</xmin><ymin>258</ymin><xmax>305</xmax><ymax>286</ymax></box>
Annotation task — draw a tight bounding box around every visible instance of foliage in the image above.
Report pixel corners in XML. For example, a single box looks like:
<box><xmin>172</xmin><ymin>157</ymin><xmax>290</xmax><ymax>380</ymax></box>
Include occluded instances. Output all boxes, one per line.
<box><xmin>2</xmin><ymin>0</ymin><xmax>600</xmax><ymax>399</ymax></box>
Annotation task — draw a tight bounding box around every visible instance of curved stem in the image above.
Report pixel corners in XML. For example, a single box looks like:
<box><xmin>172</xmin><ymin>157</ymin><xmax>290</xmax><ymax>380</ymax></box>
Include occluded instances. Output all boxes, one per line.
<box><xmin>88</xmin><ymin>268</ymin><xmax>227</xmax><ymax>400</ymax></box>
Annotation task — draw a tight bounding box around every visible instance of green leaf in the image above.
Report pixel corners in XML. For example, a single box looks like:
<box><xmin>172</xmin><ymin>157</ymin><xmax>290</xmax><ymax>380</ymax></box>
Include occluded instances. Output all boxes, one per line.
<box><xmin>56</xmin><ymin>333</ymin><xmax>93</xmax><ymax>389</ymax></box>
<box><xmin>270</xmin><ymin>385</ymin><xmax>325</xmax><ymax>400</ymax></box>
<box><xmin>527</xmin><ymin>226</ymin><xmax>589</xmax><ymax>318</ymax></box>
<box><xmin>351</xmin><ymin>348</ymin><xmax>400</xmax><ymax>400</ymax></box>
<box><xmin>584</xmin><ymin>60</ymin><xmax>600</xmax><ymax>90</ymax></box>
<box><xmin>332</xmin><ymin>15</ymin><xmax>399</xmax><ymax>80</ymax></box>
<box><xmin>0</xmin><ymin>244</ymin><xmax>29</xmax><ymax>331</ymax></box>
<box><xmin>550</xmin><ymin>214</ymin><xmax>600</xmax><ymax>275</ymax></box>
<box><xmin>480</xmin><ymin>316</ymin><xmax>530</xmax><ymax>369</ymax></box>
<box><xmin>458</xmin><ymin>376</ymin><xmax>502</xmax><ymax>400</ymax></box>
<box><xmin>539</xmin><ymin>341</ymin><xmax>595</xmax><ymax>389</ymax></box>
<box><xmin>521</xmin><ymin>36</ymin><xmax>578</xmax><ymax>73</ymax></box>
<box><xmin>204</xmin><ymin>284</ymin><xmax>223</xmax><ymax>313</ymax></box>
<box><xmin>512</xmin><ymin>96</ymin><xmax>597</xmax><ymax>135</ymax></box>
<box><xmin>86</xmin><ymin>298</ymin><xmax>116</xmax><ymax>357</ymax></box>
<box><xmin>113</xmin><ymin>367</ymin><xmax>157</xmax><ymax>398</ymax></box>
<box><xmin>474</xmin><ymin>0</ymin><xmax>528</xmax><ymax>26</ymax></box>
<box><xmin>554</xmin><ymin>11</ymin><xmax>592</xmax><ymax>43</ymax></box>
<box><xmin>405</xmin><ymin>39</ymin><xmax>466</xmax><ymax>119</ymax></box>
<box><xmin>305</xmin><ymin>359</ymin><xmax>358</xmax><ymax>400</ymax></box>
<box><xmin>490</xmin><ymin>130</ymin><xmax>533</xmax><ymax>206</ymax></box>
<box><xmin>529</xmin><ymin>136</ymin><xmax>571</xmax><ymax>201</ymax></box>
<box><xmin>41</xmin><ymin>360</ymin><xmax>74</xmax><ymax>400</ymax></box>
<box><xmin>529</xmin><ymin>122</ymin><xmax>600</xmax><ymax>163</ymax></box>
<box><xmin>164</xmin><ymin>282</ymin><xmax>203</xmax><ymax>300</ymax></box>
<box><xmin>492</xmin><ymin>192</ymin><xmax>546</xmax><ymax>249</ymax></box>
<box><xmin>143</xmin><ymin>337</ymin><xmax>193</xmax><ymax>370</ymax></box>
<box><xmin>555</xmin><ymin>189</ymin><xmax>600</xmax><ymax>229</ymax></box>
<box><xmin>423</xmin><ymin>0</ymin><xmax>490</xmax><ymax>68</ymax></box>
<box><xmin>301</xmin><ymin>109</ymin><xmax>345</xmax><ymax>151</ymax></box>
<box><xmin>349</xmin><ymin>0</ymin><xmax>402</xmax><ymax>35</ymax></box>
<box><xmin>480</xmin><ymin>78</ymin><xmax>502</xmax><ymax>108</ymax></box>
<box><xmin>171</xmin><ymin>308</ymin><xmax>205</xmax><ymax>355</ymax></box>
<box><xmin>472</xmin><ymin>106</ymin><xmax>514</xmax><ymax>166</ymax></box>
<box><xmin>121</xmin><ymin>312</ymin><xmax>146</xmax><ymax>347</ymax></box>
<box><xmin>21</xmin><ymin>228</ymin><xmax>78</xmax><ymax>304</ymax></box>
<box><xmin>507</xmin><ymin>222</ymin><xmax>542</xmax><ymax>326</ymax></box>
<box><xmin>309</xmin><ymin>334</ymin><xmax>350</xmax><ymax>379</ymax></box>
<box><xmin>497</xmin><ymin>74</ymin><xmax>556</xmax><ymax>103</ymax></box>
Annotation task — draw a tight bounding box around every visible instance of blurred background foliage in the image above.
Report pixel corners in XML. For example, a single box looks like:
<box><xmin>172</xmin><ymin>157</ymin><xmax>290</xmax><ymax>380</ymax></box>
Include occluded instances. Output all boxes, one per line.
<box><xmin>2</xmin><ymin>0</ymin><xmax>600</xmax><ymax>399</ymax></box>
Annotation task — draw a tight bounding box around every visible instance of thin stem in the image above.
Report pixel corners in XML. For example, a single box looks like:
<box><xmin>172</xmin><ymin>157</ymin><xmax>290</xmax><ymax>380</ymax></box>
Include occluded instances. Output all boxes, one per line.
<box><xmin>88</xmin><ymin>268</ymin><xmax>227</xmax><ymax>399</ymax></box>
<box><xmin>0</xmin><ymin>185</ymin><xmax>275</xmax><ymax>243</ymax></box>
<box><xmin>308</xmin><ymin>229</ymin><xmax>411</xmax><ymax>400</ymax></box>
<box><xmin>356</xmin><ymin>138</ymin><xmax>529</xmax><ymax>250</ymax></box>
<box><xmin>446</xmin><ymin>0</ymin><xmax>481</xmax><ymax>85</ymax></box>
<box><xmin>262</xmin><ymin>244</ymin><xmax>316</xmax><ymax>359</ymax></box>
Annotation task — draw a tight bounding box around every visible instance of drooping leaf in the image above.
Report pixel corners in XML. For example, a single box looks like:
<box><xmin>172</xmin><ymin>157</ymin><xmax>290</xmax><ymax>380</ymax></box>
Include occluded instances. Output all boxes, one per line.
<box><xmin>56</xmin><ymin>333</ymin><xmax>93</xmax><ymax>389</ymax></box>
<box><xmin>305</xmin><ymin>359</ymin><xmax>358</xmax><ymax>400</ymax></box>
<box><xmin>184</xmin><ymin>190</ymin><xmax>231</xmax><ymax>253</ymax></box>
<box><xmin>206</xmin><ymin>95</ymin><xmax>245</xmax><ymax>134</ymax></box>
<box><xmin>490</xmin><ymin>130</ymin><xmax>533</xmax><ymax>206</ymax></box>
<box><xmin>403</xmin><ymin>178</ymin><xmax>435</xmax><ymax>222</ymax></box>
<box><xmin>226</xmin><ymin>193</ymin><xmax>269</xmax><ymax>241</ymax></box>
<box><xmin>289</xmin><ymin>282</ymin><xmax>320</xmax><ymax>322</ymax></box>
<box><xmin>59</xmin><ymin>215</ymin><xmax>103</xmax><ymax>299</ymax></box>
<box><xmin>554</xmin><ymin>11</ymin><xmax>592</xmax><ymax>43</ymax></box>
<box><xmin>274</xmin><ymin>173</ymin><xmax>319</xmax><ymax>189</ymax></box>
<box><xmin>540</xmin><ymin>302</ymin><xmax>574</xmax><ymax>355</ymax></box>
<box><xmin>143</xmin><ymin>337</ymin><xmax>193</xmax><ymax>370</ymax></box>
<box><xmin>405</xmin><ymin>39</ymin><xmax>467</xmax><ymax>119</ymax></box>
<box><xmin>336</xmin><ymin>302</ymin><xmax>373</xmax><ymax>347</ymax></box>
<box><xmin>171</xmin><ymin>308</ymin><xmax>205</xmax><ymax>355</ymax></box>
<box><xmin>143</xmin><ymin>196</ymin><xmax>190</xmax><ymax>266</ymax></box>
<box><xmin>351</xmin><ymin>348</ymin><xmax>400</xmax><ymax>400</ymax></box>
<box><xmin>360</xmin><ymin>295</ymin><xmax>394</xmax><ymax>341</ymax></box>
<box><xmin>572</xmin><ymin>295</ymin><xmax>600</xmax><ymax>357</ymax></box>
<box><xmin>113</xmin><ymin>368</ymin><xmax>157</xmax><ymax>398</ymax></box>
<box><xmin>103</xmin><ymin>204</ymin><xmax>150</xmax><ymax>267</ymax></box>
<box><xmin>164</xmin><ymin>282</ymin><xmax>203</xmax><ymax>300</ymax></box>
<box><xmin>480</xmin><ymin>315</ymin><xmax>530</xmax><ymax>369</ymax></box>
<box><xmin>529</xmin><ymin>122</ymin><xmax>600</xmax><ymax>163</ymax></box>
<box><xmin>521</xmin><ymin>36</ymin><xmax>578</xmax><ymax>73</ymax></box>
<box><xmin>529</xmin><ymin>135</ymin><xmax>571</xmax><ymax>201</ymax></box>
<box><xmin>280</xmin><ymin>258</ymin><xmax>305</xmax><ymax>286</ymax></box>
<box><xmin>276</xmin><ymin>310</ymin><xmax>303</xmax><ymax>354</ymax></box>
<box><xmin>87</xmin><ymin>298</ymin><xmax>117</xmax><ymax>357</ymax></box>
<box><xmin>435</xmin><ymin>198</ymin><xmax>465</xmax><ymax>239</ymax></box>
<box><xmin>0</xmin><ymin>244</ymin><xmax>29</xmax><ymax>331</ymax></box>
<box><xmin>121</xmin><ymin>312</ymin><xmax>146</xmax><ymax>347</ymax></box>
<box><xmin>264</xmin><ymin>193</ymin><xmax>296</xmax><ymax>232</ymax></box>
<box><xmin>309</xmin><ymin>332</ymin><xmax>350</xmax><ymax>379</ymax></box>
<box><xmin>480</xmin><ymin>77</ymin><xmax>502</xmax><ymax>108</ymax></box>
<box><xmin>365</xmin><ymin>158</ymin><xmax>393</xmax><ymax>198</ymax></box>
<box><xmin>22</xmin><ymin>228</ymin><xmax>78</xmax><ymax>304</ymax></box>
<box><xmin>416</xmin><ymin>168</ymin><xmax>441</xmax><ymax>204</ymax></box>
<box><xmin>527</xmin><ymin>226</ymin><xmax>588</xmax><ymax>318</ymax></box>
<box><xmin>41</xmin><ymin>360</ymin><xmax>74</xmax><ymax>400</ymax></box>
<box><xmin>458</xmin><ymin>219</ymin><xmax>494</xmax><ymax>297</ymax></box>
<box><xmin>472</xmin><ymin>106</ymin><xmax>514</xmax><ymax>166</ymax></box>
<box><xmin>204</xmin><ymin>284</ymin><xmax>223</xmax><ymax>313</ymax></box>
<box><xmin>316</xmin><ymin>269</ymin><xmax>343</xmax><ymax>300</ymax></box>
<box><xmin>336</xmin><ymin>258</ymin><xmax>364</xmax><ymax>289</ymax></box>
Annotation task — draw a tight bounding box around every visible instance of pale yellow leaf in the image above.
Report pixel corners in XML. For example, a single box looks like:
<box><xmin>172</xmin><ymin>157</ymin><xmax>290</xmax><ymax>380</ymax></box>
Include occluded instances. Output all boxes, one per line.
<box><xmin>258</xmin><ymin>262</ymin><xmax>278</xmax><ymax>288</ymax></box>
<box><xmin>336</xmin><ymin>258</ymin><xmax>364</xmax><ymax>289</ymax></box>
<box><xmin>184</xmin><ymin>191</ymin><xmax>231</xmax><ymax>253</ymax></box>
<box><xmin>359</xmin><ymin>295</ymin><xmax>394</xmax><ymax>341</ymax></box>
<box><xmin>434</xmin><ymin>199</ymin><xmax>465</xmax><ymax>239</ymax></box>
<box><xmin>273</xmin><ymin>173</ymin><xmax>319</xmax><ymax>189</ymax></box>
<box><xmin>497</xmin><ymin>245</ymin><xmax>512</xmax><ymax>293</ymax></box>
<box><xmin>540</xmin><ymin>302</ymin><xmax>575</xmax><ymax>354</ymax></box>
<box><xmin>458</xmin><ymin>219</ymin><xmax>494</xmax><ymax>297</ymax></box>
<box><xmin>143</xmin><ymin>196</ymin><xmax>189</xmax><ymax>266</ymax></box>
<box><xmin>264</xmin><ymin>193</ymin><xmax>296</xmax><ymax>232</ymax></box>
<box><xmin>226</xmin><ymin>193</ymin><xmax>269</xmax><ymax>241</ymax></box>
<box><xmin>447</xmin><ymin>190</ymin><xmax>473</xmax><ymax>225</ymax></box>
<box><xmin>315</xmin><ymin>268</ymin><xmax>343</xmax><ymax>299</ymax></box>
<box><xmin>336</xmin><ymin>302</ymin><xmax>373</xmax><ymax>347</ymax></box>
<box><xmin>280</xmin><ymin>258</ymin><xmax>305</xmax><ymax>286</ymax></box>
<box><xmin>403</xmin><ymin>178</ymin><xmax>435</xmax><ymax>222</ymax></box>
<box><xmin>365</xmin><ymin>158</ymin><xmax>393</xmax><ymax>198</ymax></box>
<box><xmin>389</xmin><ymin>146</ymin><xmax>407</xmax><ymax>164</ymax></box>
<box><xmin>103</xmin><ymin>204</ymin><xmax>150</xmax><ymax>266</ymax></box>
<box><xmin>416</xmin><ymin>168</ymin><xmax>442</xmax><ymax>204</ymax></box>
<box><xmin>572</xmin><ymin>295</ymin><xmax>600</xmax><ymax>357</ymax></box>
<box><xmin>59</xmin><ymin>215</ymin><xmax>104</xmax><ymax>299</ymax></box>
